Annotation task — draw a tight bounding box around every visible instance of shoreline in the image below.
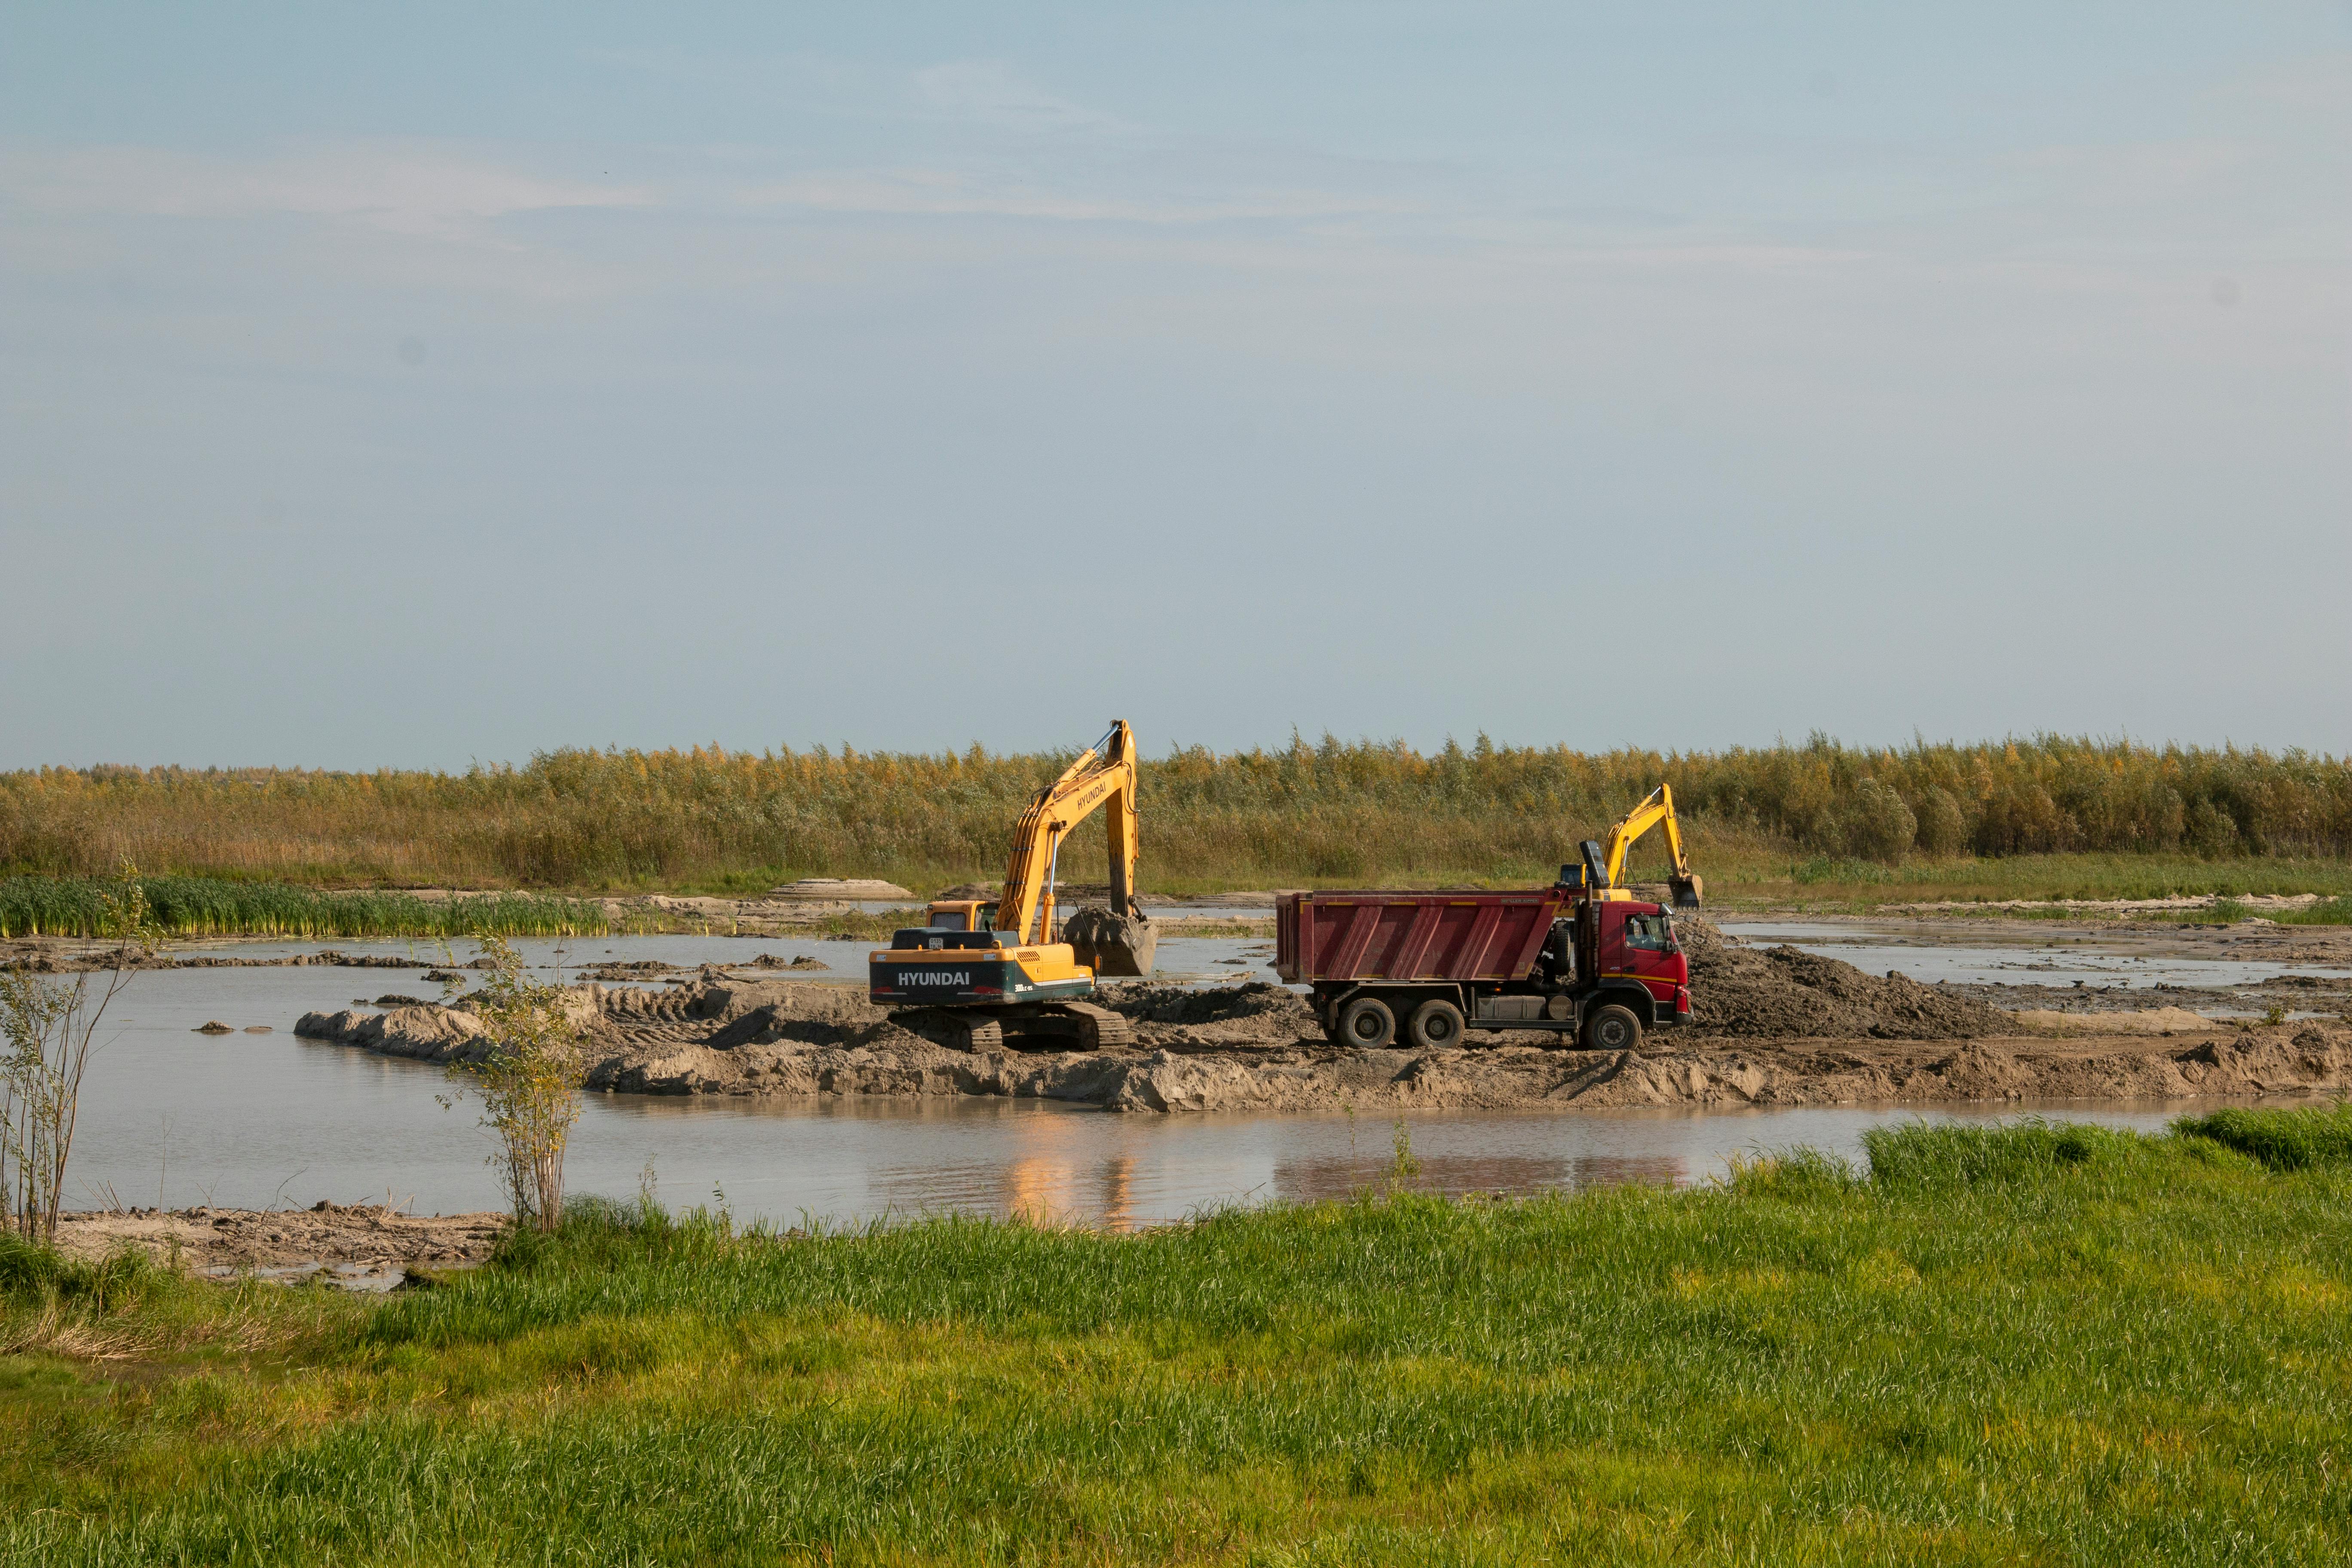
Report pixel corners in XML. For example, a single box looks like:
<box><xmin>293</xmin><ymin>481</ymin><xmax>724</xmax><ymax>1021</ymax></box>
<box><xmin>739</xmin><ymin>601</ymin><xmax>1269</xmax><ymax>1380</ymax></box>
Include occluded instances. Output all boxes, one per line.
<box><xmin>47</xmin><ymin>1203</ymin><xmax>505</xmax><ymax>1287</ymax></box>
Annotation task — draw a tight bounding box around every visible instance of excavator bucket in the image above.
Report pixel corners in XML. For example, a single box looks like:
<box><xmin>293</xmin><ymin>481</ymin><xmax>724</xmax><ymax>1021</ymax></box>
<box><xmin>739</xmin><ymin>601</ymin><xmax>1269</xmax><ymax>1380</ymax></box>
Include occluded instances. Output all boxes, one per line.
<box><xmin>1065</xmin><ymin>905</ymin><xmax>1158</xmax><ymax>977</ymax></box>
<box><xmin>1669</xmin><ymin>874</ymin><xmax>1704</xmax><ymax>911</ymax></box>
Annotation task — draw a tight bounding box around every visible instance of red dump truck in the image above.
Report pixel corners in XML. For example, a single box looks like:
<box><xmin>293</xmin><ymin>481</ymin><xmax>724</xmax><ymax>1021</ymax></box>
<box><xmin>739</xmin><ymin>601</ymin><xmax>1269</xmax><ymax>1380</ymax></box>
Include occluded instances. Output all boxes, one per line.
<box><xmin>1273</xmin><ymin>886</ymin><xmax>1690</xmax><ymax>1052</ymax></box>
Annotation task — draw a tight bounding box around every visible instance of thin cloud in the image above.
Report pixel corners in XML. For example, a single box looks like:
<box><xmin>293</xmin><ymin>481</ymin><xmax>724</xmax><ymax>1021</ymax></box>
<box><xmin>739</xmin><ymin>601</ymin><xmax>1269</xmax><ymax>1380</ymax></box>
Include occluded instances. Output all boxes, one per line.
<box><xmin>910</xmin><ymin>59</ymin><xmax>1117</xmax><ymax>132</ymax></box>
<box><xmin>0</xmin><ymin>144</ymin><xmax>655</xmax><ymax>238</ymax></box>
<box><xmin>737</xmin><ymin>167</ymin><xmax>1420</xmax><ymax>225</ymax></box>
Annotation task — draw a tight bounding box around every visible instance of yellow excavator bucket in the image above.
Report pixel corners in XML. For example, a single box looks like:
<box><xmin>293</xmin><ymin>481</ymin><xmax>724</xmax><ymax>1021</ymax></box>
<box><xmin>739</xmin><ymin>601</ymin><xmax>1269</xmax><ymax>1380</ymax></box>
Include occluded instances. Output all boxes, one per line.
<box><xmin>1066</xmin><ymin>906</ymin><xmax>1158</xmax><ymax>977</ymax></box>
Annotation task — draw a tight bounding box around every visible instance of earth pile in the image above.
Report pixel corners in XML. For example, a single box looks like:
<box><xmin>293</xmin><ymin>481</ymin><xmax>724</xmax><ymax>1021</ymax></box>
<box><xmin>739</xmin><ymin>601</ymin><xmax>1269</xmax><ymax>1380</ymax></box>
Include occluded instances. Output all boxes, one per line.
<box><xmin>1677</xmin><ymin>920</ymin><xmax>2006</xmax><ymax>1040</ymax></box>
<box><xmin>1096</xmin><ymin>980</ymin><xmax>1320</xmax><ymax>1047</ymax></box>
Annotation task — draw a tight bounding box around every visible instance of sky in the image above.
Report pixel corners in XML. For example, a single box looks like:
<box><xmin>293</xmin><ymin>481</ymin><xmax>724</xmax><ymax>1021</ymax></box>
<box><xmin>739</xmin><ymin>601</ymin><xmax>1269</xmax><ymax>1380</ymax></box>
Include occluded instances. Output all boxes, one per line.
<box><xmin>3</xmin><ymin>3</ymin><xmax>2348</xmax><ymax>769</ymax></box>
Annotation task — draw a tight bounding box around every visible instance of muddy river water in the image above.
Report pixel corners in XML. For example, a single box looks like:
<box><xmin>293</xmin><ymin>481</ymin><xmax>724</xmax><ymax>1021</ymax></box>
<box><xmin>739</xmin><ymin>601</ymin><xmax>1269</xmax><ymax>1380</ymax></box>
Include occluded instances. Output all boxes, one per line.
<box><xmin>47</xmin><ymin>924</ymin><xmax>2343</xmax><ymax>1229</ymax></box>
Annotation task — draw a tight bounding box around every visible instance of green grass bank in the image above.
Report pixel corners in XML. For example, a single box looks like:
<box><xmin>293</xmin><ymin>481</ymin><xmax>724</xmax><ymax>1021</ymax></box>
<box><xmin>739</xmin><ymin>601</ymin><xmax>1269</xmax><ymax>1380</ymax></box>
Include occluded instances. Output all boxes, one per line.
<box><xmin>5</xmin><ymin>1110</ymin><xmax>2350</xmax><ymax>1564</ymax></box>
<box><xmin>12</xmin><ymin>858</ymin><xmax>2352</xmax><ymax>939</ymax></box>
<box><xmin>0</xmin><ymin>875</ymin><xmax>621</xmax><ymax>940</ymax></box>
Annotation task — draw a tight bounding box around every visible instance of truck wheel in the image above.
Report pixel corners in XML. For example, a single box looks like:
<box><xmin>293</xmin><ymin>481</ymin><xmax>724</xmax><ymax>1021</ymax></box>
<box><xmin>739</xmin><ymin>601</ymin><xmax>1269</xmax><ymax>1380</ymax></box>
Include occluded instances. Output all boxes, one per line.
<box><xmin>1338</xmin><ymin>995</ymin><xmax>1397</xmax><ymax>1048</ymax></box>
<box><xmin>1407</xmin><ymin>999</ymin><xmax>1464</xmax><ymax>1050</ymax></box>
<box><xmin>1580</xmin><ymin>1004</ymin><xmax>1642</xmax><ymax>1053</ymax></box>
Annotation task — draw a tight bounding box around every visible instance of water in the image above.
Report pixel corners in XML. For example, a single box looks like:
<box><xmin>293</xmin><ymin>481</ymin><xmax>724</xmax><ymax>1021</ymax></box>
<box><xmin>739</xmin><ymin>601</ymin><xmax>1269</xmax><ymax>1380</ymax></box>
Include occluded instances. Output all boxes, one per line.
<box><xmin>167</xmin><ymin>931</ymin><xmax>1285</xmax><ymax>986</ymax></box>
<box><xmin>1719</xmin><ymin>921</ymin><xmax>2352</xmax><ymax>992</ymax></box>
<box><xmin>38</xmin><ymin>931</ymin><xmax>2217</xmax><ymax>1228</ymax></box>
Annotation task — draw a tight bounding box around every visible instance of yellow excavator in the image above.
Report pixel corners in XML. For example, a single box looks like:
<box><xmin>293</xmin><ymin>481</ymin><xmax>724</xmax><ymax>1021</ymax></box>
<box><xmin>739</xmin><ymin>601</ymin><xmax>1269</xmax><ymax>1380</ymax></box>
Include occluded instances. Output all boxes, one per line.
<box><xmin>1572</xmin><ymin>784</ymin><xmax>1704</xmax><ymax>909</ymax></box>
<box><xmin>867</xmin><ymin>720</ymin><xmax>1156</xmax><ymax>1050</ymax></box>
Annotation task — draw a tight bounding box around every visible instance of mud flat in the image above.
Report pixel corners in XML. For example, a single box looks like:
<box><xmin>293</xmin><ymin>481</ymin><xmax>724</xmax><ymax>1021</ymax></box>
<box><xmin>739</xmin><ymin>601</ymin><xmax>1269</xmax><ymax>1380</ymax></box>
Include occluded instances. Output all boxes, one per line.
<box><xmin>49</xmin><ymin>1203</ymin><xmax>503</xmax><ymax>1285</ymax></box>
<box><xmin>293</xmin><ymin>924</ymin><xmax>2352</xmax><ymax>1115</ymax></box>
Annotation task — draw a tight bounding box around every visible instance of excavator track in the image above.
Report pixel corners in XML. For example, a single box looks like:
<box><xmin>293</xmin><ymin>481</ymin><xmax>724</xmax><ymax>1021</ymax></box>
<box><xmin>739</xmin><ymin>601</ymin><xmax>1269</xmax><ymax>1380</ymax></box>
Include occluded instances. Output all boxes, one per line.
<box><xmin>894</xmin><ymin>1002</ymin><xmax>1132</xmax><ymax>1053</ymax></box>
<box><xmin>1057</xmin><ymin>1001</ymin><xmax>1133</xmax><ymax>1050</ymax></box>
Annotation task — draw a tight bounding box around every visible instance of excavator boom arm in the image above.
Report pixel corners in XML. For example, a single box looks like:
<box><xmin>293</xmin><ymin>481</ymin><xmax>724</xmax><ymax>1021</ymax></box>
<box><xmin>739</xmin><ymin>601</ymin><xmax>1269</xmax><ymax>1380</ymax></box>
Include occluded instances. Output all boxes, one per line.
<box><xmin>996</xmin><ymin>721</ymin><xmax>1143</xmax><ymax>944</ymax></box>
<box><xmin>1596</xmin><ymin>784</ymin><xmax>1704</xmax><ymax>909</ymax></box>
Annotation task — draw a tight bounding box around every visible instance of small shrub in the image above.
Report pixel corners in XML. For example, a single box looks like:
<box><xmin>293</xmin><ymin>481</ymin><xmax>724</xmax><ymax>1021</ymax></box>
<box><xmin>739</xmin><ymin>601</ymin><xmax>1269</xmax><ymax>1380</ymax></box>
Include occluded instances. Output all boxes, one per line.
<box><xmin>1914</xmin><ymin>786</ymin><xmax>1968</xmax><ymax>858</ymax></box>
<box><xmin>439</xmin><ymin>934</ymin><xmax>587</xmax><ymax>1231</ymax></box>
<box><xmin>1386</xmin><ymin>1120</ymin><xmax>1421</xmax><ymax>1190</ymax></box>
<box><xmin>2187</xmin><ymin>800</ymin><xmax>2241</xmax><ymax>857</ymax></box>
<box><xmin>1842</xmin><ymin>779</ymin><xmax>1918</xmax><ymax>864</ymax></box>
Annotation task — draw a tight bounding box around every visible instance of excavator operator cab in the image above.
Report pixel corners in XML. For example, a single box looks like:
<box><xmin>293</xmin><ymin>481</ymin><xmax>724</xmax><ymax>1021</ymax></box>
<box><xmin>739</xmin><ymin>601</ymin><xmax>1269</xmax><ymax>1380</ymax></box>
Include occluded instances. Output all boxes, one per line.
<box><xmin>924</xmin><ymin>901</ymin><xmax>998</xmax><ymax>934</ymax></box>
<box><xmin>1576</xmin><ymin>839</ymin><xmax>1635</xmax><ymax>901</ymax></box>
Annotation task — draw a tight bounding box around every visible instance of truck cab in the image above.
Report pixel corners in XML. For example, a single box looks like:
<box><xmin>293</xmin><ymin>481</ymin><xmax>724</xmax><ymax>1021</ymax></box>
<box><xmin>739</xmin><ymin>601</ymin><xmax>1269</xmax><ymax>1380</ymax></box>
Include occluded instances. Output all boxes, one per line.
<box><xmin>1578</xmin><ymin>898</ymin><xmax>1690</xmax><ymax>1028</ymax></box>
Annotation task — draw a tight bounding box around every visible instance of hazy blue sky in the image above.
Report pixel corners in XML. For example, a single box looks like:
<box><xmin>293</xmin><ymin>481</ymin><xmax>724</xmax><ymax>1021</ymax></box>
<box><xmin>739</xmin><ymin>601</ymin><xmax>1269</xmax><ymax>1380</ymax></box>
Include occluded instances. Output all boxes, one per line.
<box><xmin>4</xmin><ymin>3</ymin><xmax>2347</xmax><ymax>769</ymax></box>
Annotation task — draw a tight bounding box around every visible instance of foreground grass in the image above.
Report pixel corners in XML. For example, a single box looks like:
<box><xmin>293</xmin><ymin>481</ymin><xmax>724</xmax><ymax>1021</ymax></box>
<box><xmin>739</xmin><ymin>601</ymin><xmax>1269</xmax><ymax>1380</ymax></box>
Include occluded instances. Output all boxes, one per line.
<box><xmin>3</xmin><ymin>1112</ymin><xmax>2349</xmax><ymax>1564</ymax></box>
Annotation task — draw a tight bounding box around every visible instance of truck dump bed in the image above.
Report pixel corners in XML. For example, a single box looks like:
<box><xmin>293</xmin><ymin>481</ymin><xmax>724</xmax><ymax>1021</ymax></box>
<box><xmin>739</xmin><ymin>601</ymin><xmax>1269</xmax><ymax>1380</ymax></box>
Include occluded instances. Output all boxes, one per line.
<box><xmin>1274</xmin><ymin>891</ymin><xmax>1566</xmax><ymax>985</ymax></box>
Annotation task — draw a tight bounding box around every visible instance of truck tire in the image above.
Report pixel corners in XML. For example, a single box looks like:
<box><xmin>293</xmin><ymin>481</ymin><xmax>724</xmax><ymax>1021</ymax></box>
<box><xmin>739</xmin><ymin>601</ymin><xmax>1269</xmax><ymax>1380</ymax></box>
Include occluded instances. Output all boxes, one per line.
<box><xmin>1338</xmin><ymin>994</ymin><xmax>1397</xmax><ymax>1048</ymax></box>
<box><xmin>1580</xmin><ymin>1003</ymin><xmax>1642</xmax><ymax>1053</ymax></box>
<box><xmin>1407</xmin><ymin>998</ymin><xmax>1464</xmax><ymax>1050</ymax></box>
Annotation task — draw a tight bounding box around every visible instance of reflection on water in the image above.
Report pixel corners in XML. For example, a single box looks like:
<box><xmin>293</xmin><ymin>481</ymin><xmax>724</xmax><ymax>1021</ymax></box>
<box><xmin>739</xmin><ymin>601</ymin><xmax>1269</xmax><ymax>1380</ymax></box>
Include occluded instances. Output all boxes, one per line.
<box><xmin>1273</xmin><ymin>1152</ymin><xmax>1683</xmax><ymax>1208</ymax></box>
<box><xmin>1278</xmin><ymin>1153</ymin><xmax>1564</xmax><ymax>1205</ymax></box>
<box><xmin>1573</xmin><ymin>1154</ymin><xmax>1683</xmax><ymax>1189</ymax></box>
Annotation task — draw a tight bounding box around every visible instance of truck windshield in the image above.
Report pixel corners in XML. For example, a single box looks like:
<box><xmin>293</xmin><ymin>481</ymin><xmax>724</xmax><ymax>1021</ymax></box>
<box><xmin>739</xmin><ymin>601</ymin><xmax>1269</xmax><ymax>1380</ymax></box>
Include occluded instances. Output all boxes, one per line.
<box><xmin>1623</xmin><ymin>913</ymin><xmax>1678</xmax><ymax>952</ymax></box>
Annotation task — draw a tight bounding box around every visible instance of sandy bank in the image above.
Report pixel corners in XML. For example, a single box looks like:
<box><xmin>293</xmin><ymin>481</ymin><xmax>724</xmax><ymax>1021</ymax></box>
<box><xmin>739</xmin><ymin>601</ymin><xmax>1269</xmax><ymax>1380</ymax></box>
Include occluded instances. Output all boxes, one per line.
<box><xmin>49</xmin><ymin>1203</ymin><xmax>504</xmax><ymax>1282</ymax></box>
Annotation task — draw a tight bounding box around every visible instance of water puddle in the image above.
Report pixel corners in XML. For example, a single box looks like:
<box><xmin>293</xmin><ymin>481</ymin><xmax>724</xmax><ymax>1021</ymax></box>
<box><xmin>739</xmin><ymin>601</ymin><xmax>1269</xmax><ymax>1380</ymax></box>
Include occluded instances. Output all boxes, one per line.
<box><xmin>40</xmin><ymin>946</ymin><xmax>2220</xmax><ymax>1231</ymax></box>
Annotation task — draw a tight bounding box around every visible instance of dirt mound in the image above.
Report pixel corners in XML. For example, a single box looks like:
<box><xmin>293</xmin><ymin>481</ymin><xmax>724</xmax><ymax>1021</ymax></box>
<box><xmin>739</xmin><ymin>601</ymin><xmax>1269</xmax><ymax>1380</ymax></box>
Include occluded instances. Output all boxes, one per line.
<box><xmin>596</xmin><ymin>978</ymin><xmax>894</xmax><ymax>1050</ymax></box>
<box><xmin>1099</xmin><ymin>981</ymin><xmax>1316</xmax><ymax>1027</ymax></box>
<box><xmin>767</xmin><ymin>878</ymin><xmax>914</xmax><ymax>900</ymax></box>
<box><xmin>1678</xmin><ymin>920</ymin><xmax>2006</xmax><ymax>1040</ymax></box>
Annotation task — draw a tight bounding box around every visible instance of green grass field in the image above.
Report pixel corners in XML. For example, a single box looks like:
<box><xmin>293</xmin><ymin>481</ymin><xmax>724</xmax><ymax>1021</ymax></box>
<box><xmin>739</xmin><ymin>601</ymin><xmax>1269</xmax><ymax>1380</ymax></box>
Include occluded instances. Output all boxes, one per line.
<box><xmin>5</xmin><ymin>1110</ymin><xmax>2350</xmax><ymax>1564</ymax></box>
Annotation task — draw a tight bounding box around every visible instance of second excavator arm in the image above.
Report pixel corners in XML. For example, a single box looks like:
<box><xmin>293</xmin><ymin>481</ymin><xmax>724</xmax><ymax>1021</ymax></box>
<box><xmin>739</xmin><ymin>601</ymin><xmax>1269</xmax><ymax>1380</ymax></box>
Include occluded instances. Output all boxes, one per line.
<box><xmin>1587</xmin><ymin>784</ymin><xmax>1704</xmax><ymax>909</ymax></box>
<box><xmin>995</xmin><ymin>720</ymin><xmax>1144</xmax><ymax>947</ymax></box>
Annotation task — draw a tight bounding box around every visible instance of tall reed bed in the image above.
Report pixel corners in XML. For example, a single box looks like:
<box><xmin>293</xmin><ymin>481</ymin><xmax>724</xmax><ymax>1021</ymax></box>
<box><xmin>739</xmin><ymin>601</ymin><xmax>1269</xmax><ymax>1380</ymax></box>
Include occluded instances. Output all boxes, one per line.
<box><xmin>3</xmin><ymin>734</ymin><xmax>2348</xmax><ymax>892</ymax></box>
<box><xmin>0</xmin><ymin>877</ymin><xmax>610</xmax><ymax>940</ymax></box>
